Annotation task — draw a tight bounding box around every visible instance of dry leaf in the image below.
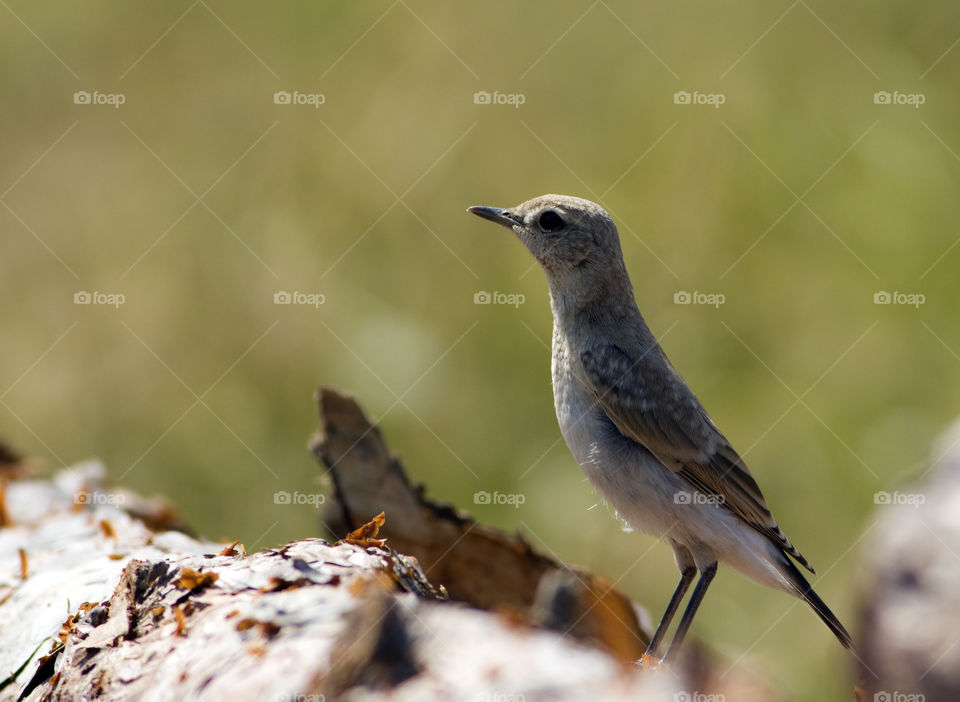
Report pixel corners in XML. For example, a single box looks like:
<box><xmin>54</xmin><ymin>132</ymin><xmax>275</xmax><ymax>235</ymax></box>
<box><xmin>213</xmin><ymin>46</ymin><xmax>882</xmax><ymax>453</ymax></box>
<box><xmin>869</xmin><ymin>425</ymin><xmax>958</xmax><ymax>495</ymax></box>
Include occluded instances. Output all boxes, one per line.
<box><xmin>173</xmin><ymin>604</ymin><xmax>188</xmax><ymax>636</ymax></box>
<box><xmin>99</xmin><ymin>520</ymin><xmax>116</xmax><ymax>539</ymax></box>
<box><xmin>218</xmin><ymin>540</ymin><xmax>240</xmax><ymax>557</ymax></box>
<box><xmin>236</xmin><ymin>618</ymin><xmax>281</xmax><ymax>638</ymax></box>
<box><xmin>0</xmin><ymin>481</ymin><xmax>10</xmax><ymax>527</ymax></box>
<box><xmin>175</xmin><ymin>568</ymin><xmax>219</xmax><ymax>591</ymax></box>
<box><xmin>342</xmin><ymin>512</ymin><xmax>387</xmax><ymax>548</ymax></box>
<box><xmin>258</xmin><ymin>577</ymin><xmax>309</xmax><ymax>593</ymax></box>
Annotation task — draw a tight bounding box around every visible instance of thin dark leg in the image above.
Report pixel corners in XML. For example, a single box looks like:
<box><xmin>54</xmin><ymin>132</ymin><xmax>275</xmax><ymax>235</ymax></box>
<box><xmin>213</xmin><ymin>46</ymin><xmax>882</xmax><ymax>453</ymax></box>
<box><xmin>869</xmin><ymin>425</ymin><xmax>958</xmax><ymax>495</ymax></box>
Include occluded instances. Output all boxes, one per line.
<box><xmin>663</xmin><ymin>562</ymin><xmax>718</xmax><ymax>662</ymax></box>
<box><xmin>644</xmin><ymin>566</ymin><xmax>697</xmax><ymax>658</ymax></box>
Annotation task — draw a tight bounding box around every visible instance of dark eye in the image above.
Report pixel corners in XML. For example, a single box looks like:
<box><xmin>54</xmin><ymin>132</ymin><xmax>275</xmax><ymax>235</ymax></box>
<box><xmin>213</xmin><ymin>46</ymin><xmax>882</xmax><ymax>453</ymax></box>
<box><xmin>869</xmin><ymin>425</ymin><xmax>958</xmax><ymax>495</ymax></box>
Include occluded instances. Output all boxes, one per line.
<box><xmin>538</xmin><ymin>210</ymin><xmax>565</xmax><ymax>232</ymax></box>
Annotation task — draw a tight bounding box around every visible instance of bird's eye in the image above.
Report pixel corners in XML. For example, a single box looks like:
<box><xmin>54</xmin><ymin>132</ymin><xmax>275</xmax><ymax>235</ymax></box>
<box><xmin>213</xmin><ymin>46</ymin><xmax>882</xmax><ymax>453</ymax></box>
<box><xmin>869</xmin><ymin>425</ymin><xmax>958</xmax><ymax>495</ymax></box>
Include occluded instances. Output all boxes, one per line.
<box><xmin>538</xmin><ymin>210</ymin><xmax>565</xmax><ymax>232</ymax></box>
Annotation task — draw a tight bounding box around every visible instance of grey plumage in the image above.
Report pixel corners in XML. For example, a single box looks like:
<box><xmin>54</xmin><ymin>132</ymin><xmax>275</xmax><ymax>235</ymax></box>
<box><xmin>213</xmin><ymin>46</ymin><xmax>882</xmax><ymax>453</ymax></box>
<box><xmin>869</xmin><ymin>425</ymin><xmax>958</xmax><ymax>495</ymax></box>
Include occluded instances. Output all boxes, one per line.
<box><xmin>469</xmin><ymin>194</ymin><xmax>853</xmax><ymax>659</ymax></box>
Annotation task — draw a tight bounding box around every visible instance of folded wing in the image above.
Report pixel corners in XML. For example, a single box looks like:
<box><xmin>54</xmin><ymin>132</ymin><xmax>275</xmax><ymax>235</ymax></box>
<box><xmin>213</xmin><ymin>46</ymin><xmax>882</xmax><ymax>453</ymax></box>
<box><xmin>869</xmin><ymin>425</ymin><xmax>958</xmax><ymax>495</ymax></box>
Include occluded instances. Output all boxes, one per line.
<box><xmin>578</xmin><ymin>342</ymin><xmax>813</xmax><ymax>573</ymax></box>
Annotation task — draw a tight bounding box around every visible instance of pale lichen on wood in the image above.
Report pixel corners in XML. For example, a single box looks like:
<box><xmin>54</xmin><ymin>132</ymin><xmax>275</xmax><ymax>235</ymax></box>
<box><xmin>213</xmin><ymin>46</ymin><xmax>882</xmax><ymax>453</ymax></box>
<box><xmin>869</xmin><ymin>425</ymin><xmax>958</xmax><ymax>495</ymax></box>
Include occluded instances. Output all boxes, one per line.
<box><xmin>0</xmin><ymin>392</ymin><xmax>792</xmax><ymax>702</ymax></box>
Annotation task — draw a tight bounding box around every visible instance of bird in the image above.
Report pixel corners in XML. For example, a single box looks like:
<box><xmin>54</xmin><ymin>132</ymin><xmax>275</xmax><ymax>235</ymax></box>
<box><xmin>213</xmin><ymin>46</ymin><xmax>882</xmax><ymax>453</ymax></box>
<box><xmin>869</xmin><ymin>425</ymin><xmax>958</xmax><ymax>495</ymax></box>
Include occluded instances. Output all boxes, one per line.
<box><xmin>468</xmin><ymin>194</ymin><xmax>853</xmax><ymax>662</ymax></box>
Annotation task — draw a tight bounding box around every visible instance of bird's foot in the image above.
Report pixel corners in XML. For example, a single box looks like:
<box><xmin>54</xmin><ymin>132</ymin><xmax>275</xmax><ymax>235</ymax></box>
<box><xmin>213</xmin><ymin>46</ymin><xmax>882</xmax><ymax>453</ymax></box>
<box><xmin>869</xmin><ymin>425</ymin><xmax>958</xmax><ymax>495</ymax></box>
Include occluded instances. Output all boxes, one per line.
<box><xmin>638</xmin><ymin>653</ymin><xmax>667</xmax><ymax>670</ymax></box>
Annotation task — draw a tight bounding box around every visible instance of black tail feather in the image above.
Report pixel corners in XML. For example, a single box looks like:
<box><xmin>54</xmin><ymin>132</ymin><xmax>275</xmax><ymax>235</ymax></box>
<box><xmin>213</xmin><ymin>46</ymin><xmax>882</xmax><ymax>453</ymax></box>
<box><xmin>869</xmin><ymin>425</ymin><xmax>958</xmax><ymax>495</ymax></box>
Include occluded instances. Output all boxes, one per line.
<box><xmin>780</xmin><ymin>557</ymin><xmax>854</xmax><ymax>650</ymax></box>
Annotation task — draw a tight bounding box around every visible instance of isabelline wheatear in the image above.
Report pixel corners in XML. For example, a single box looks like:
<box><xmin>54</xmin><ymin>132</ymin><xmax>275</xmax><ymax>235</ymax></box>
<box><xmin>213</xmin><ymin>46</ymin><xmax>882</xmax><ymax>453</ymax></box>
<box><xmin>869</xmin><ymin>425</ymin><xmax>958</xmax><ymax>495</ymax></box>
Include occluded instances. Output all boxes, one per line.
<box><xmin>469</xmin><ymin>195</ymin><xmax>853</xmax><ymax>661</ymax></box>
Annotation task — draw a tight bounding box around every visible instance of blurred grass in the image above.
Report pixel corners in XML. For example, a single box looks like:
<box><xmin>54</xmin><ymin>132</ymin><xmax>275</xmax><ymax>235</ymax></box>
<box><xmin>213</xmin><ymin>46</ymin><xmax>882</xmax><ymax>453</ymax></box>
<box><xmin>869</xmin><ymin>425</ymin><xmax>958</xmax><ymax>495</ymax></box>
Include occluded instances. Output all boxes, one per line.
<box><xmin>3</xmin><ymin>1</ymin><xmax>960</xmax><ymax>698</ymax></box>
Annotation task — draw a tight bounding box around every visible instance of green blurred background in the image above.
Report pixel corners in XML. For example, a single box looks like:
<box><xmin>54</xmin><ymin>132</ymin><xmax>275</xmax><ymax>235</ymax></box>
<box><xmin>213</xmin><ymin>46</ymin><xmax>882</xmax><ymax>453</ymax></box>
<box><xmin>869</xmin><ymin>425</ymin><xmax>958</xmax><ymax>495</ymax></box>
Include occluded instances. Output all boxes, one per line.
<box><xmin>3</xmin><ymin>2</ymin><xmax>958</xmax><ymax>697</ymax></box>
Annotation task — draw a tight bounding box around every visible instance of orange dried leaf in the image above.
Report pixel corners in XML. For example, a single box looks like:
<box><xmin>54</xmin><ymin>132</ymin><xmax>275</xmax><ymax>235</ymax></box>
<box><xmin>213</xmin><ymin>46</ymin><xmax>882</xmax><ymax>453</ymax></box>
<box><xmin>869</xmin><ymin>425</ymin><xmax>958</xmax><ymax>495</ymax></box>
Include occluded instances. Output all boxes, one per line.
<box><xmin>173</xmin><ymin>605</ymin><xmax>188</xmax><ymax>636</ymax></box>
<box><xmin>175</xmin><ymin>568</ymin><xmax>219</xmax><ymax>591</ymax></box>
<box><xmin>18</xmin><ymin>548</ymin><xmax>27</xmax><ymax>579</ymax></box>
<box><xmin>235</xmin><ymin>617</ymin><xmax>280</xmax><ymax>638</ymax></box>
<box><xmin>259</xmin><ymin>577</ymin><xmax>313</xmax><ymax>593</ymax></box>
<box><xmin>0</xmin><ymin>481</ymin><xmax>10</xmax><ymax>527</ymax></box>
<box><xmin>56</xmin><ymin>615</ymin><xmax>75</xmax><ymax>643</ymax></box>
<box><xmin>99</xmin><ymin>520</ymin><xmax>116</xmax><ymax>539</ymax></box>
<box><xmin>218</xmin><ymin>540</ymin><xmax>240</xmax><ymax>557</ymax></box>
<box><xmin>343</xmin><ymin>511</ymin><xmax>387</xmax><ymax>548</ymax></box>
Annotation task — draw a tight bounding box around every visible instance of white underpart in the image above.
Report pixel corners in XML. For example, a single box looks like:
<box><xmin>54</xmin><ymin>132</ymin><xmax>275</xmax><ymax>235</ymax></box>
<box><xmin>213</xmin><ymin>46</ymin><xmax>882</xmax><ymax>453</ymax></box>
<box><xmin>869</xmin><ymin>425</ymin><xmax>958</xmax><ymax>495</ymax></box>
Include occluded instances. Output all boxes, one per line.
<box><xmin>552</xmin><ymin>339</ymin><xmax>796</xmax><ymax>596</ymax></box>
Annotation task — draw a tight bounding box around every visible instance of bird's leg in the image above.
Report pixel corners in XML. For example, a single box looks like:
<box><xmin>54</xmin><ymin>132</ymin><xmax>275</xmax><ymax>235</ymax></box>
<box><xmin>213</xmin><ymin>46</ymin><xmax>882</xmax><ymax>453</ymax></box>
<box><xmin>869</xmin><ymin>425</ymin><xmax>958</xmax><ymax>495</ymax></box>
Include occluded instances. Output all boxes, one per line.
<box><xmin>663</xmin><ymin>562</ymin><xmax>718</xmax><ymax>662</ymax></box>
<box><xmin>644</xmin><ymin>565</ymin><xmax>697</xmax><ymax>659</ymax></box>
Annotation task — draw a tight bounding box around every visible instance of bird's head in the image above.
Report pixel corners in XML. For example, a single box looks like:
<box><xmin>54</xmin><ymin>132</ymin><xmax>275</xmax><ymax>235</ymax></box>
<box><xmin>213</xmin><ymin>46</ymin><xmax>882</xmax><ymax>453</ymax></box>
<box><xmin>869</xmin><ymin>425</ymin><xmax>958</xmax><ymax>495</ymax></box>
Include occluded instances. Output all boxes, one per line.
<box><xmin>468</xmin><ymin>194</ymin><xmax>629</xmax><ymax>303</ymax></box>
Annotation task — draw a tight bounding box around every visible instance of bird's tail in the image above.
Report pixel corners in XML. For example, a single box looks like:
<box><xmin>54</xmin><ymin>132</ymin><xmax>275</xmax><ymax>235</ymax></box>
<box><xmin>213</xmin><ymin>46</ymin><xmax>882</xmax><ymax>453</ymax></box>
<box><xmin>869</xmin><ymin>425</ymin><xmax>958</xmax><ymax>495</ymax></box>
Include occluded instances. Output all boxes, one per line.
<box><xmin>780</xmin><ymin>556</ymin><xmax>854</xmax><ymax>650</ymax></box>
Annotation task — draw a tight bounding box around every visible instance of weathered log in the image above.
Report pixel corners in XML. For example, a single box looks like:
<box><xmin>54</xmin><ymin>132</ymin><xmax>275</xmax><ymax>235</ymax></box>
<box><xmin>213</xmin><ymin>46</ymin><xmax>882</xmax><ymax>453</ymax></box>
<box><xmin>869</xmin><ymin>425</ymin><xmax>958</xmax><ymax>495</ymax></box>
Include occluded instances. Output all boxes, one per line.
<box><xmin>0</xmin><ymin>462</ymin><xmax>687</xmax><ymax>701</ymax></box>
<box><xmin>0</xmin><ymin>389</ymin><xmax>787</xmax><ymax>701</ymax></box>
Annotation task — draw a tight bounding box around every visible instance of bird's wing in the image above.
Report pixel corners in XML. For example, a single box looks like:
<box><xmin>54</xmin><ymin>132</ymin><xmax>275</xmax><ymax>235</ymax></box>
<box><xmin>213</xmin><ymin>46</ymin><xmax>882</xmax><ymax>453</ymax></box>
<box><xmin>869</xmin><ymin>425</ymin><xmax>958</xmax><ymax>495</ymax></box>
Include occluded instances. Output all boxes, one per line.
<box><xmin>578</xmin><ymin>342</ymin><xmax>813</xmax><ymax>572</ymax></box>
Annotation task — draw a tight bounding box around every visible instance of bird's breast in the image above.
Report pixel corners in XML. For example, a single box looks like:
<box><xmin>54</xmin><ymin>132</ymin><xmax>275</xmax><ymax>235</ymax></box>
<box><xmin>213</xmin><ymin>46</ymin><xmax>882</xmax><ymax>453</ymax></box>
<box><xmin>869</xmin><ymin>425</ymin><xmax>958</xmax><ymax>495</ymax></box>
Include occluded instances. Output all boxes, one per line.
<box><xmin>552</xmin><ymin>335</ymin><xmax>605</xmax><ymax>469</ymax></box>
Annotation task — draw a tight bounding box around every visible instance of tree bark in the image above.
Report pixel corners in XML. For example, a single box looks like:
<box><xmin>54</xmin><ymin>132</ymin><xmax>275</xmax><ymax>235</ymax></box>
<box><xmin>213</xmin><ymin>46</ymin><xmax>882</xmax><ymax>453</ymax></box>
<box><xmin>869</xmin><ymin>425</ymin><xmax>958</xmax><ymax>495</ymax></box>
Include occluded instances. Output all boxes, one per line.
<box><xmin>0</xmin><ymin>390</ymin><xmax>786</xmax><ymax>702</ymax></box>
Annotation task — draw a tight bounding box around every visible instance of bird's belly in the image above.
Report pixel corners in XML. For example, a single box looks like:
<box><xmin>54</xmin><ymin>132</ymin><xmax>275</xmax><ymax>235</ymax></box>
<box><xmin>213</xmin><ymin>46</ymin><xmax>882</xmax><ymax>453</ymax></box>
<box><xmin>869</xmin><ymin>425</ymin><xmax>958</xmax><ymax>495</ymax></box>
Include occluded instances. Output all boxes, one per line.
<box><xmin>553</xmin><ymin>370</ymin><xmax>680</xmax><ymax>537</ymax></box>
<box><xmin>549</xmin><ymin>336</ymin><xmax>796</xmax><ymax>590</ymax></box>
<box><xmin>552</xmin><ymin>361</ymin><xmax>616</xmax><ymax>473</ymax></box>
<box><xmin>552</xmin><ymin>375</ymin><xmax>600</xmax><ymax>467</ymax></box>
<box><xmin>553</xmin><ymin>374</ymin><xmax>795</xmax><ymax>588</ymax></box>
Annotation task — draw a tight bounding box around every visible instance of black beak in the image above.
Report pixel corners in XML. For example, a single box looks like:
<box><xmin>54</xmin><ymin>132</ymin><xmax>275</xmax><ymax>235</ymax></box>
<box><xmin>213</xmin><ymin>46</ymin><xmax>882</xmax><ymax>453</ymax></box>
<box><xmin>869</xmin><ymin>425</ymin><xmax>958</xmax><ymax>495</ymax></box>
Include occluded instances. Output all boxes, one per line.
<box><xmin>467</xmin><ymin>206</ymin><xmax>517</xmax><ymax>229</ymax></box>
